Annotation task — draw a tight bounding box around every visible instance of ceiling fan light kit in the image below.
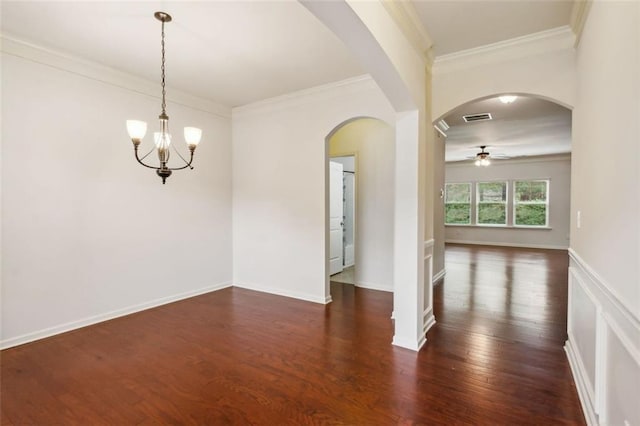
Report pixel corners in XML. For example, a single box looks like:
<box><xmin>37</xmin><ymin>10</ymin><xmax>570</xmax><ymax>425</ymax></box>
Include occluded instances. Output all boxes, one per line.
<box><xmin>126</xmin><ymin>11</ymin><xmax>203</xmax><ymax>184</ymax></box>
<box><xmin>474</xmin><ymin>146</ymin><xmax>491</xmax><ymax>167</ymax></box>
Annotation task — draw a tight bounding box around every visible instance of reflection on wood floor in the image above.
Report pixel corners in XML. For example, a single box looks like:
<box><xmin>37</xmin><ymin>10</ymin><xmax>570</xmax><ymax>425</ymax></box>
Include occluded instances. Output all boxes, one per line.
<box><xmin>1</xmin><ymin>244</ymin><xmax>584</xmax><ymax>424</ymax></box>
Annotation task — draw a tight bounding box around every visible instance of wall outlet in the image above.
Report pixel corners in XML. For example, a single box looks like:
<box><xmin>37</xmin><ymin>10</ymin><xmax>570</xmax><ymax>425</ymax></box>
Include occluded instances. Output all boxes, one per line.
<box><xmin>577</xmin><ymin>210</ymin><xmax>581</xmax><ymax>229</ymax></box>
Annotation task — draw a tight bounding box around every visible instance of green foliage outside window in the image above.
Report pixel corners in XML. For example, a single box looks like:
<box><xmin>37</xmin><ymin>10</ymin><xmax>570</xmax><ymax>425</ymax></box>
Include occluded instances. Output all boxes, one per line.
<box><xmin>445</xmin><ymin>183</ymin><xmax>470</xmax><ymax>224</ymax></box>
<box><xmin>477</xmin><ymin>182</ymin><xmax>507</xmax><ymax>225</ymax></box>
<box><xmin>514</xmin><ymin>181</ymin><xmax>548</xmax><ymax>226</ymax></box>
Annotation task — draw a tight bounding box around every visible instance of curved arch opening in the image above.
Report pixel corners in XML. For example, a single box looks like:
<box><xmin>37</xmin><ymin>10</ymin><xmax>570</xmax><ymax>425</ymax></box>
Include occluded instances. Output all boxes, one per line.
<box><xmin>434</xmin><ymin>91</ymin><xmax>573</xmax><ymax>266</ymax></box>
<box><xmin>435</xmin><ymin>93</ymin><xmax>572</xmax><ymax>163</ymax></box>
<box><xmin>324</xmin><ymin>117</ymin><xmax>395</xmax><ymax>301</ymax></box>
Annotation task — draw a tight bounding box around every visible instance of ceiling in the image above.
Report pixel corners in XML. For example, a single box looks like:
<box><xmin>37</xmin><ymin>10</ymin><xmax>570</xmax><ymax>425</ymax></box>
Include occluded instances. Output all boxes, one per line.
<box><xmin>1</xmin><ymin>1</ymin><xmax>363</xmax><ymax>107</ymax></box>
<box><xmin>2</xmin><ymin>1</ymin><xmax>574</xmax><ymax>159</ymax></box>
<box><xmin>441</xmin><ymin>96</ymin><xmax>572</xmax><ymax>162</ymax></box>
<box><xmin>413</xmin><ymin>0</ymin><xmax>574</xmax><ymax>56</ymax></box>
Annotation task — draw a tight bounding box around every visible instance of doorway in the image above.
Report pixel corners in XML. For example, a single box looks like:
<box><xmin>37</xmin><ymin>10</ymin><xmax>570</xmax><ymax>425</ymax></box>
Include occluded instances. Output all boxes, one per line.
<box><xmin>330</xmin><ymin>155</ymin><xmax>356</xmax><ymax>284</ymax></box>
<box><xmin>325</xmin><ymin>117</ymin><xmax>395</xmax><ymax>295</ymax></box>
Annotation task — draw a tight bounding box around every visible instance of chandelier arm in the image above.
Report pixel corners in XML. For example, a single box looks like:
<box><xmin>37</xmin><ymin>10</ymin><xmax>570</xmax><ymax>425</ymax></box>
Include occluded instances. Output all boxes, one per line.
<box><xmin>134</xmin><ymin>147</ymin><xmax>161</xmax><ymax>170</ymax></box>
<box><xmin>138</xmin><ymin>146</ymin><xmax>156</xmax><ymax>162</ymax></box>
<box><xmin>170</xmin><ymin>144</ymin><xmax>195</xmax><ymax>170</ymax></box>
<box><xmin>167</xmin><ymin>151</ymin><xmax>194</xmax><ymax>171</ymax></box>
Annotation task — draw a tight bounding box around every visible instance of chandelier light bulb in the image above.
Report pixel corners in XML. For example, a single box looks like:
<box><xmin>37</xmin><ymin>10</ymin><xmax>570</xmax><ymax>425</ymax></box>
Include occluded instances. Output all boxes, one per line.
<box><xmin>184</xmin><ymin>127</ymin><xmax>203</xmax><ymax>147</ymax></box>
<box><xmin>126</xmin><ymin>120</ymin><xmax>147</xmax><ymax>140</ymax></box>
<box><xmin>154</xmin><ymin>132</ymin><xmax>172</xmax><ymax>150</ymax></box>
<box><xmin>475</xmin><ymin>159</ymin><xmax>481</xmax><ymax>166</ymax></box>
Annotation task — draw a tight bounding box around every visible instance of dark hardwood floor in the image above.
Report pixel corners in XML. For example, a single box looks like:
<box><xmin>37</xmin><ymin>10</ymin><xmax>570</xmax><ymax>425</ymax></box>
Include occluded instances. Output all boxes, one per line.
<box><xmin>1</xmin><ymin>244</ymin><xmax>585</xmax><ymax>425</ymax></box>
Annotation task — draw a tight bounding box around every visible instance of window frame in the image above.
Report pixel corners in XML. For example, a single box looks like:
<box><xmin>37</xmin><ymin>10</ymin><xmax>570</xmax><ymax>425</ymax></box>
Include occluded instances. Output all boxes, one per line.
<box><xmin>475</xmin><ymin>180</ymin><xmax>508</xmax><ymax>227</ymax></box>
<box><xmin>444</xmin><ymin>182</ymin><xmax>472</xmax><ymax>225</ymax></box>
<box><xmin>513</xmin><ymin>179</ymin><xmax>550</xmax><ymax>228</ymax></box>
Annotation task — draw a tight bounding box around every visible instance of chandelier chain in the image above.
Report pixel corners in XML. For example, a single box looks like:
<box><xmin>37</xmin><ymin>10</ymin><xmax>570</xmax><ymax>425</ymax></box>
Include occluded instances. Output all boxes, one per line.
<box><xmin>161</xmin><ymin>19</ymin><xmax>166</xmax><ymax>115</ymax></box>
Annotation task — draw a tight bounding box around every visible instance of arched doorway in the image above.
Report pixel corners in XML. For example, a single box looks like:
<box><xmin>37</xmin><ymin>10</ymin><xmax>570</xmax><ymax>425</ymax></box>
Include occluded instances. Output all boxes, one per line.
<box><xmin>324</xmin><ymin>117</ymin><xmax>395</xmax><ymax>301</ymax></box>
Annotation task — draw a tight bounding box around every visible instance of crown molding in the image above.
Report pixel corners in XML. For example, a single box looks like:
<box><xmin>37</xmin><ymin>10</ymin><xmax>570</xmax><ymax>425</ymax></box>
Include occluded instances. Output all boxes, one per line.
<box><xmin>0</xmin><ymin>33</ymin><xmax>232</xmax><ymax>119</ymax></box>
<box><xmin>380</xmin><ymin>0</ymin><xmax>434</xmax><ymax>66</ymax></box>
<box><xmin>232</xmin><ymin>74</ymin><xmax>376</xmax><ymax>117</ymax></box>
<box><xmin>570</xmin><ymin>0</ymin><xmax>593</xmax><ymax>47</ymax></box>
<box><xmin>433</xmin><ymin>26</ymin><xmax>575</xmax><ymax>75</ymax></box>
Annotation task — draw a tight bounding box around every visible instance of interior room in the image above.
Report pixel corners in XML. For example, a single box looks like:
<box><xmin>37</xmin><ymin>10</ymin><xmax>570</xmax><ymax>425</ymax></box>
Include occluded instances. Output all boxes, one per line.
<box><xmin>1</xmin><ymin>1</ymin><xmax>638</xmax><ymax>425</ymax></box>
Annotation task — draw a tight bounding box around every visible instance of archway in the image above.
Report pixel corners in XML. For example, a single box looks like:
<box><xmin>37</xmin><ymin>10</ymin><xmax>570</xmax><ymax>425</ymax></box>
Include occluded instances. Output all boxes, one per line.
<box><xmin>434</xmin><ymin>92</ymin><xmax>573</xmax><ymax>258</ymax></box>
<box><xmin>324</xmin><ymin>117</ymin><xmax>395</xmax><ymax>301</ymax></box>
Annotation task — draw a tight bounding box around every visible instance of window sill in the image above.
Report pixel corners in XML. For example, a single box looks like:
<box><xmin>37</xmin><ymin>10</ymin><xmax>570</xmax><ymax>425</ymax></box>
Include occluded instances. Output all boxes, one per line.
<box><xmin>445</xmin><ymin>224</ymin><xmax>552</xmax><ymax>230</ymax></box>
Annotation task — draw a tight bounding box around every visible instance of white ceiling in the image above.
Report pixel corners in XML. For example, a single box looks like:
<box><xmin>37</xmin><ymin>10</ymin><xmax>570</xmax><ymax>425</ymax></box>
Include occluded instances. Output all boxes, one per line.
<box><xmin>413</xmin><ymin>0</ymin><xmax>574</xmax><ymax>56</ymax></box>
<box><xmin>1</xmin><ymin>1</ymin><xmax>364</xmax><ymax>107</ymax></box>
<box><xmin>2</xmin><ymin>1</ymin><xmax>574</xmax><ymax>159</ymax></box>
<box><xmin>441</xmin><ymin>96</ymin><xmax>572</xmax><ymax>162</ymax></box>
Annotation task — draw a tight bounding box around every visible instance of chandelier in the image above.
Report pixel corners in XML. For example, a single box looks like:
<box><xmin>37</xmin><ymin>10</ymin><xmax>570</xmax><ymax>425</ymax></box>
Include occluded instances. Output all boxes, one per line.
<box><xmin>126</xmin><ymin>12</ymin><xmax>202</xmax><ymax>184</ymax></box>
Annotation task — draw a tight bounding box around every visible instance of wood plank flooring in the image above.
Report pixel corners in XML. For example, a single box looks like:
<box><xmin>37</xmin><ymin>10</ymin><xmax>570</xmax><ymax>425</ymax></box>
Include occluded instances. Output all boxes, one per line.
<box><xmin>1</xmin><ymin>244</ymin><xmax>585</xmax><ymax>424</ymax></box>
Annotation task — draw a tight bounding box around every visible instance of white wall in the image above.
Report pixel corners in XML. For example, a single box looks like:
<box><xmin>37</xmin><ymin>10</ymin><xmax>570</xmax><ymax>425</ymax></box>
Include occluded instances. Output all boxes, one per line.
<box><xmin>565</xmin><ymin>2</ymin><xmax>640</xmax><ymax>424</ymax></box>
<box><xmin>232</xmin><ymin>76</ymin><xmax>395</xmax><ymax>304</ymax></box>
<box><xmin>330</xmin><ymin>119</ymin><xmax>395</xmax><ymax>291</ymax></box>
<box><xmin>432</xmin><ymin>131</ymin><xmax>446</xmax><ymax>280</ymax></box>
<box><xmin>1</xmin><ymin>45</ymin><xmax>233</xmax><ymax>348</ymax></box>
<box><xmin>432</xmin><ymin>27</ymin><xmax>576</xmax><ymax>120</ymax></box>
<box><xmin>445</xmin><ymin>155</ymin><xmax>571</xmax><ymax>250</ymax></box>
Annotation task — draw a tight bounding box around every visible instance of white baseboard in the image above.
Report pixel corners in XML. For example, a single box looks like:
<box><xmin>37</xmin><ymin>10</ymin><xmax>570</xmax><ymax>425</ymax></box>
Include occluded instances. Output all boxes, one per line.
<box><xmin>355</xmin><ymin>281</ymin><xmax>393</xmax><ymax>292</ymax></box>
<box><xmin>233</xmin><ymin>281</ymin><xmax>331</xmax><ymax>305</ymax></box>
<box><xmin>445</xmin><ymin>239</ymin><xmax>568</xmax><ymax>250</ymax></box>
<box><xmin>432</xmin><ymin>268</ymin><xmax>446</xmax><ymax>284</ymax></box>
<box><xmin>424</xmin><ymin>309</ymin><xmax>436</xmax><ymax>335</ymax></box>
<box><xmin>0</xmin><ymin>281</ymin><xmax>233</xmax><ymax>350</ymax></box>
<box><xmin>392</xmin><ymin>333</ymin><xmax>426</xmax><ymax>351</ymax></box>
<box><xmin>565</xmin><ymin>338</ymin><xmax>598</xmax><ymax>425</ymax></box>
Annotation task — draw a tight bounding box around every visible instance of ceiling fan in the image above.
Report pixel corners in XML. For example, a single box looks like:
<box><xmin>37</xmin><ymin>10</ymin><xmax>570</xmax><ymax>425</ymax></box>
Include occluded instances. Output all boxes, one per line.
<box><xmin>467</xmin><ymin>146</ymin><xmax>510</xmax><ymax>166</ymax></box>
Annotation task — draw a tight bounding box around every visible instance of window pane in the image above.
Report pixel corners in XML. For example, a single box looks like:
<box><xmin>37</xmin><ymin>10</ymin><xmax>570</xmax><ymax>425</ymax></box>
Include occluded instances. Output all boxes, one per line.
<box><xmin>446</xmin><ymin>204</ymin><xmax>471</xmax><ymax>224</ymax></box>
<box><xmin>477</xmin><ymin>182</ymin><xmax>507</xmax><ymax>225</ymax></box>
<box><xmin>445</xmin><ymin>183</ymin><xmax>470</xmax><ymax>203</ymax></box>
<box><xmin>515</xmin><ymin>204</ymin><xmax>547</xmax><ymax>226</ymax></box>
<box><xmin>478</xmin><ymin>203</ymin><xmax>506</xmax><ymax>224</ymax></box>
<box><xmin>515</xmin><ymin>181</ymin><xmax>547</xmax><ymax>202</ymax></box>
<box><xmin>478</xmin><ymin>182</ymin><xmax>507</xmax><ymax>203</ymax></box>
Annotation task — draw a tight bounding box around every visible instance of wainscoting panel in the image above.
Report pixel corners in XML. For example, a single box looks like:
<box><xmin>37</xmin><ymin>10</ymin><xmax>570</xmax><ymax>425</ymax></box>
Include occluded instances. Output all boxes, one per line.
<box><xmin>424</xmin><ymin>240</ymin><xmax>436</xmax><ymax>335</ymax></box>
<box><xmin>566</xmin><ymin>249</ymin><xmax>640</xmax><ymax>426</ymax></box>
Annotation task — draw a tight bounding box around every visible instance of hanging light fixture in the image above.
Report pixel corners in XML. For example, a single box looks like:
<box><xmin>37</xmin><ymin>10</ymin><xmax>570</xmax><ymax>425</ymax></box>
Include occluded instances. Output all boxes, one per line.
<box><xmin>126</xmin><ymin>12</ymin><xmax>202</xmax><ymax>184</ymax></box>
<box><xmin>474</xmin><ymin>146</ymin><xmax>491</xmax><ymax>167</ymax></box>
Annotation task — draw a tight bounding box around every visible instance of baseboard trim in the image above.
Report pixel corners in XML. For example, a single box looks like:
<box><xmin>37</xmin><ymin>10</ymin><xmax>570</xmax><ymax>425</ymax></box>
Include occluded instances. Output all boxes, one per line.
<box><xmin>445</xmin><ymin>239</ymin><xmax>568</xmax><ymax>250</ymax></box>
<box><xmin>0</xmin><ymin>281</ymin><xmax>233</xmax><ymax>350</ymax></box>
<box><xmin>432</xmin><ymin>268</ymin><xmax>446</xmax><ymax>284</ymax></box>
<box><xmin>565</xmin><ymin>338</ymin><xmax>598</xmax><ymax>425</ymax></box>
<box><xmin>392</xmin><ymin>333</ymin><xmax>427</xmax><ymax>352</ymax></box>
<box><xmin>355</xmin><ymin>281</ymin><xmax>393</xmax><ymax>292</ymax></box>
<box><xmin>233</xmin><ymin>282</ymin><xmax>331</xmax><ymax>305</ymax></box>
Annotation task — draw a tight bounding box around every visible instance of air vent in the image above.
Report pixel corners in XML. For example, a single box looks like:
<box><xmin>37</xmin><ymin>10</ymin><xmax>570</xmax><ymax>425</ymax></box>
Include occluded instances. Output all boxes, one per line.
<box><xmin>463</xmin><ymin>113</ymin><xmax>492</xmax><ymax>123</ymax></box>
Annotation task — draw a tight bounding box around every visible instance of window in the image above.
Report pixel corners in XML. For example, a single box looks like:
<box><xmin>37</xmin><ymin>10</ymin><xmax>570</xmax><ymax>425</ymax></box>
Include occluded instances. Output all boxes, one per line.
<box><xmin>476</xmin><ymin>181</ymin><xmax>507</xmax><ymax>225</ymax></box>
<box><xmin>445</xmin><ymin>183</ymin><xmax>471</xmax><ymax>224</ymax></box>
<box><xmin>514</xmin><ymin>180</ymin><xmax>549</xmax><ymax>227</ymax></box>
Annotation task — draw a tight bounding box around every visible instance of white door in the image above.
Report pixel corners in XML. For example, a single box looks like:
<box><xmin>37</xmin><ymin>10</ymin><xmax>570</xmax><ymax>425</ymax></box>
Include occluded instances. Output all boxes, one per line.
<box><xmin>329</xmin><ymin>161</ymin><xmax>344</xmax><ymax>275</ymax></box>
